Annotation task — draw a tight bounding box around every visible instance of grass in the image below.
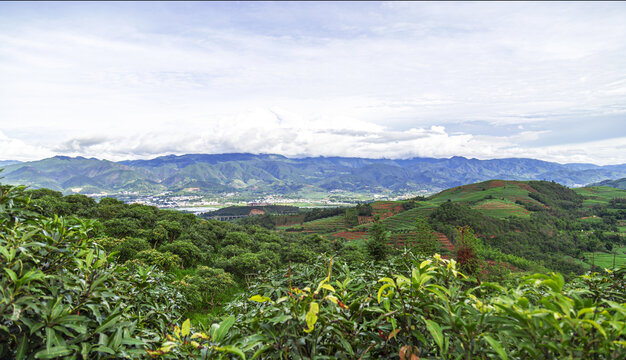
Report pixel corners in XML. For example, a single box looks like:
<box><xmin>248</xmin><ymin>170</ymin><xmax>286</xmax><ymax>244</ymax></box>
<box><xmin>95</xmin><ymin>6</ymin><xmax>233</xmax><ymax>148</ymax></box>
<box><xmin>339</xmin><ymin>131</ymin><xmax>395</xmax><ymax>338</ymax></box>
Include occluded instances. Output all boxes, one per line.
<box><xmin>185</xmin><ymin>284</ymin><xmax>245</xmax><ymax>329</ymax></box>
<box><xmin>471</xmin><ymin>198</ymin><xmax>531</xmax><ymax>219</ymax></box>
<box><xmin>574</xmin><ymin>186</ymin><xmax>626</xmax><ymax>207</ymax></box>
<box><xmin>284</xmin><ymin>215</ymin><xmax>348</xmax><ymax>233</ymax></box>
<box><xmin>429</xmin><ymin>180</ymin><xmax>540</xmax><ymax>206</ymax></box>
<box><xmin>583</xmin><ymin>246</ymin><xmax>626</xmax><ymax>269</ymax></box>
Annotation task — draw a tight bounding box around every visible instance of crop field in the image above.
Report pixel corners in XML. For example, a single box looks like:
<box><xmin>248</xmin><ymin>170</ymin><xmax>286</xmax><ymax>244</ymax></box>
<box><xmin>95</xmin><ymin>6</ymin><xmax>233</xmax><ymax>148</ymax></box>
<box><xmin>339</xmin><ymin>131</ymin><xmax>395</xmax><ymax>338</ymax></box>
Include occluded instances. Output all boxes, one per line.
<box><xmin>472</xmin><ymin>199</ymin><xmax>531</xmax><ymax>219</ymax></box>
<box><xmin>579</xmin><ymin>216</ymin><xmax>603</xmax><ymax>224</ymax></box>
<box><xmin>371</xmin><ymin>201</ymin><xmax>405</xmax><ymax>219</ymax></box>
<box><xmin>379</xmin><ymin>207</ymin><xmax>424</xmax><ymax>230</ymax></box>
<box><xmin>332</xmin><ymin>230</ymin><xmax>367</xmax><ymax>242</ymax></box>
<box><xmin>429</xmin><ymin>180</ymin><xmax>544</xmax><ymax>208</ymax></box>
<box><xmin>583</xmin><ymin>246</ymin><xmax>626</xmax><ymax>269</ymax></box>
<box><xmin>574</xmin><ymin>186</ymin><xmax>626</xmax><ymax>207</ymax></box>
<box><xmin>296</xmin><ymin>215</ymin><xmax>348</xmax><ymax>233</ymax></box>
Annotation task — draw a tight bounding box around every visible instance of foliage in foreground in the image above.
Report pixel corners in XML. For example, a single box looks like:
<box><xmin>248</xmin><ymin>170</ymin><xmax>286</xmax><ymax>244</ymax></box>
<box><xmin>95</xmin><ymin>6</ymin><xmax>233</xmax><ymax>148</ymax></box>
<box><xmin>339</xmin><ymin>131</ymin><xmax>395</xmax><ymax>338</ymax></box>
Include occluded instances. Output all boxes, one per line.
<box><xmin>154</xmin><ymin>253</ymin><xmax>626</xmax><ymax>359</ymax></box>
<box><xmin>0</xmin><ymin>184</ymin><xmax>185</xmax><ymax>359</ymax></box>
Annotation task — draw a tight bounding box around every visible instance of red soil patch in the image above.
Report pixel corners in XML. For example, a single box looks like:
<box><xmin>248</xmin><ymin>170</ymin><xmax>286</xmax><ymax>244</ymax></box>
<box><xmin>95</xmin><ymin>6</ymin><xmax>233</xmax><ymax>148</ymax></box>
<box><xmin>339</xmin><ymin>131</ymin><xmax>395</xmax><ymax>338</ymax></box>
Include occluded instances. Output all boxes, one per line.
<box><xmin>332</xmin><ymin>231</ymin><xmax>367</xmax><ymax>241</ymax></box>
<box><xmin>434</xmin><ymin>231</ymin><xmax>455</xmax><ymax>251</ymax></box>
<box><xmin>516</xmin><ymin>182</ymin><xmax>537</xmax><ymax>193</ymax></box>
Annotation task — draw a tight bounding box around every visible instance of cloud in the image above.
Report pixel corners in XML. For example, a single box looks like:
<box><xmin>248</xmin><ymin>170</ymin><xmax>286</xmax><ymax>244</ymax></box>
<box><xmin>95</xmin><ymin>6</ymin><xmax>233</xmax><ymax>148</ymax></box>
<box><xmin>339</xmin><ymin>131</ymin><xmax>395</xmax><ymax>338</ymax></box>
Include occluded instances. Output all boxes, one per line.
<box><xmin>0</xmin><ymin>2</ymin><xmax>625</xmax><ymax>164</ymax></box>
<box><xmin>0</xmin><ymin>131</ymin><xmax>53</xmax><ymax>161</ymax></box>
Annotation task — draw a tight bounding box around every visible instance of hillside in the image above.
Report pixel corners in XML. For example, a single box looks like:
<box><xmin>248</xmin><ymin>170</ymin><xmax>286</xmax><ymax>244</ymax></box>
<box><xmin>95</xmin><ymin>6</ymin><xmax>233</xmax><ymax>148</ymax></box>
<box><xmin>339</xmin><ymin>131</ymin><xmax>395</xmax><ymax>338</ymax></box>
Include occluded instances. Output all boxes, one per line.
<box><xmin>2</xmin><ymin>154</ymin><xmax>626</xmax><ymax>198</ymax></box>
<box><xmin>590</xmin><ymin>177</ymin><xmax>626</xmax><ymax>190</ymax></box>
<box><xmin>284</xmin><ymin>180</ymin><xmax>625</xmax><ymax>274</ymax></box>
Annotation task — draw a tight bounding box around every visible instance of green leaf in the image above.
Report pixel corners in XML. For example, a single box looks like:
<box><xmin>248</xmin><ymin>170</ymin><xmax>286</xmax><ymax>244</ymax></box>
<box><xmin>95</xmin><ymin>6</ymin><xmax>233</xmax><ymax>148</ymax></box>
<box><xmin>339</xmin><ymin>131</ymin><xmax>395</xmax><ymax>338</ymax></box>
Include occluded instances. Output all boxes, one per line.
<box><xmin>424</xmin><ymin>319</ymin><xmax>444</xmax><ymax>353</ymax></box>
<box><xmin>214</xmin><ymin>345</ymin><xmax>246</xmax><ymax>359</ymax></box>
<box><xmin>94</xmin><ymin>314</ymin><xmax>121</xmax><ymax>334</ymax></box>
<box><xmin>212</xmin><ymin>315</ymin><xmax>235</xmax><ymax>343</ymax></box>
<box><xmin>15</xmin><ymin>333</ymin><xmax>29</xmax><ymax>360</ymax></box>
<box><xmin>483</xmin><ymin>335</ymin><xmax>508</xmax><ymax>360</ymax></box>
<box><xmin>181</xmin><ymin>318</ymin><xmax>191</xmax><ymax>337</ymax></box>
<box><xmin>35</xmin><ymin>346</ymin><xmax>73</xmax><ymax>359</ymax></box>
<box><xmin>250</xmin><ymin>344</ymin><xmax>274</xmax><ymax>360</ymax></box>
<box><xmin>5</xmin><ymin>268</ymin><xmax>17</xmax><ymax>283</ymax></box>
<box><xmin>582</xmin><ymin>319</ymin><xmax>607</xmax><ymax>338</ymax></box>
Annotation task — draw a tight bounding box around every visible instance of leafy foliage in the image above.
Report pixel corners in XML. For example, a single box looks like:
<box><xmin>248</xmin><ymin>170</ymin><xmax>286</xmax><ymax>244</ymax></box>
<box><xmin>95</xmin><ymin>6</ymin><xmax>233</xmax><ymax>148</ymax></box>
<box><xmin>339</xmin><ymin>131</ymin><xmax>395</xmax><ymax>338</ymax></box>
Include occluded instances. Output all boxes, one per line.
<box><xmin>0</xmin><ymin>184</ymin><xmax>184</xmax><ymax>359</ymax></box>
<box><xmin>152</xmin><ymin>253</ymin><xmax>626</xmax><ymax>359</ymax></box>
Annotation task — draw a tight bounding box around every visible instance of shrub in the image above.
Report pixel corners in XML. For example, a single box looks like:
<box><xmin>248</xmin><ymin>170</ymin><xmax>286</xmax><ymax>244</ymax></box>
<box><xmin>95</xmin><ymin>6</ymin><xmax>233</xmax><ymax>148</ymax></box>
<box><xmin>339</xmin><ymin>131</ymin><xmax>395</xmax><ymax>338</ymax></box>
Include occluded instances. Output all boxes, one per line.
<box><xmin>134</xmin><ymin>249</ymin><xmax>182</xmax><ymax>271</ymax></box>
<box><xmin>0</xmin><ymin>184</ymin><xmax>184</xmax><ymax>359</ymax></box>
<box><xmin>159</xmin><ymin>240</ymin><xmax>204</xmax><ymax>268</ymax></box>
<box><xmin>114</xmin><ymin>237</ymin><xmax>151</xmax><ymax>262</ymax></box>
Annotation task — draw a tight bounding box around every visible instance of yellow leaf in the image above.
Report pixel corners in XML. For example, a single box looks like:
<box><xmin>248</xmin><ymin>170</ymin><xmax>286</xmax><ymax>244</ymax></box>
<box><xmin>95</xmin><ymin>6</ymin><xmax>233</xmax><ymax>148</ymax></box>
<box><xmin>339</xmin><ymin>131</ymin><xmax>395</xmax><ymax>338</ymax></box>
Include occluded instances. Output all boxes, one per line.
<box><xmin>320</xmin><ymin>283</ymin><xmax>335</xmax><ymax>292</ymax></box>
<box><xmin>190</xmin><ymin>332</ymin><xmax>210</xmax><ymax>340</ymax></box>
<box><xmin>378</xmin><ymin>283</ymin><xmax>395</xmax><ymax>303</ymax></box>
<box><xmin>249</xmin><ymin>295</ymin><xmax>273</xmax><ymax>303</ymax></box>
<box><xmin>181</xmin><ymin>319</ymin><xmax>191</xmax><ymax>337</ymax></box>
<box><xmin>304</xmin><ymin>302</ymin><xmax>319</xmax><ymax>333</ymax></box>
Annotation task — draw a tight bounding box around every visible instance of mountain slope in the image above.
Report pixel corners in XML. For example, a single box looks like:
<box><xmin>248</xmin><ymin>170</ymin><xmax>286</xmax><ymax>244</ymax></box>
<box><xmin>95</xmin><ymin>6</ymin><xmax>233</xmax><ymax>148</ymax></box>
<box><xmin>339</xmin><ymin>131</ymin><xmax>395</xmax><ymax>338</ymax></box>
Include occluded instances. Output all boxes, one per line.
<box><xmin>1</xmin><ymin>154</ymin><xmax>626</xmax><ymax>196</ymax></box>
<box><xmin>590</xmin><ymin>177</ymin><xmax>626</xmax><ymax>190</ymax></box>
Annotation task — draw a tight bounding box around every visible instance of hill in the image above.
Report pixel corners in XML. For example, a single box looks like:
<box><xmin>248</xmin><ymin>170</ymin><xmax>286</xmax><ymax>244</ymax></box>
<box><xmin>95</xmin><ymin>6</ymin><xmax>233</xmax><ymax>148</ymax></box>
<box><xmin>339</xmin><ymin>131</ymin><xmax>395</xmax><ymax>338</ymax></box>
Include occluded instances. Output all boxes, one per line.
<box><xmin>284</xmin><ymin>180</ymin><xmax>625</xmax><ymax>275</ymax></box>
<box><xmin>2</xmin><ymin>154</ymin><xmax>626</xmax><ymax>198</ymax></box>
<box><xmin>590</xmin><ymin>177</ymin><xmax>626</xmax><ymax>190</ymax></box>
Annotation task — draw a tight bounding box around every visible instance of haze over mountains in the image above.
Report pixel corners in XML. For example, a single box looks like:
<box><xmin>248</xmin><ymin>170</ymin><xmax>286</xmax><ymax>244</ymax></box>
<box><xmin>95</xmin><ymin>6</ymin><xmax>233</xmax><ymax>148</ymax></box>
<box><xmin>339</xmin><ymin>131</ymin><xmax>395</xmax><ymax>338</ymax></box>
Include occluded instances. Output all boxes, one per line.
<box><xmin>1</xmin><ymin>154</ymin><xmax>626</xmax><ymax>197</ymax></box>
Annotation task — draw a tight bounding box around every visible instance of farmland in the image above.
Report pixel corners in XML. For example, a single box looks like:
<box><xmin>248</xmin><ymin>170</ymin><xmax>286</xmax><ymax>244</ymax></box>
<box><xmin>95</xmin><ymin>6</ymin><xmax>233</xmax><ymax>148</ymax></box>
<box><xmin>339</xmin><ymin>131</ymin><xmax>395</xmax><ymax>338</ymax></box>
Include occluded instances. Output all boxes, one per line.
<box><xmin>574</xmin><ymin>186</ymin><xmax>626</xmax><ymax>207</ymax></box>
<box><xmin>583</xmin><ymin>246</ymin><xmax>626</xmax><ymax>269</ymax></box>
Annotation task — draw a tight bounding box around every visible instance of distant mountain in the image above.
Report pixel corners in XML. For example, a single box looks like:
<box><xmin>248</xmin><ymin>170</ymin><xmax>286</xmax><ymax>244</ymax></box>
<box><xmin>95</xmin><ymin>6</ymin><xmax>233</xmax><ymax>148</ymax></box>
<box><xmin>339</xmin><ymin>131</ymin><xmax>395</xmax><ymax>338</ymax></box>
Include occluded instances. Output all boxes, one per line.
<box><xmin>1</xmin><ymin>153</ymin><xmax>626</xmax><ymax>196</ymax></box>
<box><xmin>0</xmin><ymin>160</ymin><xmax>20</xmax><ymax>167</ymax></box>
<box><xmin>589</xmin><ymin>177</ymin><xmax>626</xmax><ymax>190</ymax></box>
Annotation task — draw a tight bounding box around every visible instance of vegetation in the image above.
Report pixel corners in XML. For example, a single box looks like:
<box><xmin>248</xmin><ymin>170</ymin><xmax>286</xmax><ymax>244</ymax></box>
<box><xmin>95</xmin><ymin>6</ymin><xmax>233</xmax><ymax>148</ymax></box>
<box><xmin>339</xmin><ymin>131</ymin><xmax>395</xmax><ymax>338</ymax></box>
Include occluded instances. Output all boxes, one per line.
<box><xmin>152</xmin><ymin>254</ymin><xmax>626</xmax><ymax>359</ymax></box>
<box><xmin>2</xmin><ymin>178</ymin><xmax>625</xmax><ymax>359</ymax></box>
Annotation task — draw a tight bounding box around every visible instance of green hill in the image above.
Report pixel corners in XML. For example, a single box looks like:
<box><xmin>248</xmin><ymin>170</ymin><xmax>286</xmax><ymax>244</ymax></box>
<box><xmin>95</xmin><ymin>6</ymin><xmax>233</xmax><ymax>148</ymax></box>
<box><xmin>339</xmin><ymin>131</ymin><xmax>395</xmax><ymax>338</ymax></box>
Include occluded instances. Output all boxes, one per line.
<box><xmin>589</xmin><ymin>177</ymin><xmax>626</xmax><ymax>190</ymax></box>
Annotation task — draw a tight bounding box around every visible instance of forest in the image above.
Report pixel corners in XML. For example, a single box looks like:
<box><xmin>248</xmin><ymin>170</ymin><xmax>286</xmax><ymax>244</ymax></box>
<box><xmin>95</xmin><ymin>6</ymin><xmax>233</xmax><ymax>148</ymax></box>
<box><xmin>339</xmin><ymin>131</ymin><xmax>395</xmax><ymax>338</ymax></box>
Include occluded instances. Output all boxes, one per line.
<box><xmin>1</xmin><ymin>179</ymin><xmax>625</xmax><ymax>359</ymax></box>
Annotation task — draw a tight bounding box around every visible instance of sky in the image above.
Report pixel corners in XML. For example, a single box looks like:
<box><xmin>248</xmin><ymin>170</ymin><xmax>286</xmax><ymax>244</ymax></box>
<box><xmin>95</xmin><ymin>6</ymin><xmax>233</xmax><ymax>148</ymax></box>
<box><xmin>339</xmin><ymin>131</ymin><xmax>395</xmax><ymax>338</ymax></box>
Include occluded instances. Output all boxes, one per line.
<box><xmin>1</xmin><ymin>1</ymin><xmax>625</xmax><ymax>165</ymax></box>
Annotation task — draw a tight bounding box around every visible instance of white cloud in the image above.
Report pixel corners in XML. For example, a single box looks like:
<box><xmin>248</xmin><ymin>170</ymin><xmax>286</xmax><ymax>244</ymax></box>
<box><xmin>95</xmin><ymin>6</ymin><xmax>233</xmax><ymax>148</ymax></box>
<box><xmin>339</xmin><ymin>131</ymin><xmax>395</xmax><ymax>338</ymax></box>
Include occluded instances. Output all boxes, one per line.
<box><xmin>0</xmin><ymin>131</ymin><xmax>53</xmax><ymax>161</ymax></box>
<box><xmin>0</xmin><ymin>2</ymin><xmax>625</xmax><ymax>164</ymax></box>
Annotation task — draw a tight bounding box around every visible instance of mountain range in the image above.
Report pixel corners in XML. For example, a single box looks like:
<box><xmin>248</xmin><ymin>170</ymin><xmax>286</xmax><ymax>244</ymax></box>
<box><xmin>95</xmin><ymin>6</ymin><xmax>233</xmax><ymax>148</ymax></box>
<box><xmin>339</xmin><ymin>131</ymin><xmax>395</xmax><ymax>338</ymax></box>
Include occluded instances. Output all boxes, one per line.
<box><xmin>1</xmin><ymin>153</ymin><xmax>626</xmax><ymax>196</ymax></box>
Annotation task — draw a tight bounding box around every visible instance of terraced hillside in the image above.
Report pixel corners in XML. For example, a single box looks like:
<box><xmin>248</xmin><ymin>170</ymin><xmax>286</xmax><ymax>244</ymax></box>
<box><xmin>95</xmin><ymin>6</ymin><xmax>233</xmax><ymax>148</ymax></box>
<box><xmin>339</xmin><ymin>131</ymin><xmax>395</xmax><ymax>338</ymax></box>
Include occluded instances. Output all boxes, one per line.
<box><xmin>285</xmin><ymin>179</ymin><xmax>624</xmax><ymax>275</ymax></box>
<box><xmin>286</xmin><ymin>215</ymin><xmax>348</xmax><ymax>234</ymax></box>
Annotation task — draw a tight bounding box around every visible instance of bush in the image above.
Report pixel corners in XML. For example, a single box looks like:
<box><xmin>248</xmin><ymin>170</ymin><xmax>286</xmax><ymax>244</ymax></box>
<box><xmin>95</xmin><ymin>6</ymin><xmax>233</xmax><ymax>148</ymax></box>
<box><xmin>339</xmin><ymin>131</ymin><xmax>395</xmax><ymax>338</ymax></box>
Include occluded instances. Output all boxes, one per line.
<box><xmin>159</xmin><ymin>240</ymin><xmax>204</xmax><ymax>268</ymax></box>
<box><xmin>114</xmin><ymin>237</ymin><xmax>151</xmax><ymax>262</ymax></box>
<box><xmin>134</xmin><ymin>249</ymin><xmax>182</xmax><ymax>271</ymax></box>
<box><xmin>0</xmin><ymin>184</ymin><xmax>184</xmax><ymax>359</ymax></box>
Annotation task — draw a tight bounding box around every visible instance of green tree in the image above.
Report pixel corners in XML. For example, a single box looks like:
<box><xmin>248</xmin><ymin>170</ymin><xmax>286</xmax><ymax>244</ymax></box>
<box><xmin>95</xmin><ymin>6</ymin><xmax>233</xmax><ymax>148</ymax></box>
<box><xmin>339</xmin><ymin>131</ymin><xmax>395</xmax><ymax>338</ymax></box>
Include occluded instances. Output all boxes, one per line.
<box><xmin>367</xmin><ymin>221</ymin><xmax>390</xmax><ymax>261</ymax></box>
<box><xmin>412</xmin><ymin>216</ymin><xmax>440</xmax><ymax>255</ymax></box>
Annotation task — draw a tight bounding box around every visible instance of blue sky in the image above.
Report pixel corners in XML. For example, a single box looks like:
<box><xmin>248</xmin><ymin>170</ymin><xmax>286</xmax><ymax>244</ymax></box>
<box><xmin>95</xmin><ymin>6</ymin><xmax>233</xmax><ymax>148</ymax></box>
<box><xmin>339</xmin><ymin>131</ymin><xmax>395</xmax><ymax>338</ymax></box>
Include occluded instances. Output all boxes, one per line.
<box><xmin>1</xmin><ymin>2</ymin><xmax>625</xmax><ymax>164</ymax></box>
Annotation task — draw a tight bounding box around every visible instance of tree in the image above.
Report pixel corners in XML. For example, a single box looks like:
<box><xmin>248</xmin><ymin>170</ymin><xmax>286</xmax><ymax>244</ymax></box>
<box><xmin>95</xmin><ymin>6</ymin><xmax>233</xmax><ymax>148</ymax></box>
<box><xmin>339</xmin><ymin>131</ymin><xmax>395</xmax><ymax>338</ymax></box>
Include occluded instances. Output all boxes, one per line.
<box><xmin>454</xmin><ymin>226</ymin><xmax>483</xmax><ymax>277</ymax></box>
<box><xmin>189</xmin><ymin>266</ymin><xmax>235</xmax><ymax>306</ymax></box>
<box><xmin>367</xmin><ymin>221</ymin><xmax>390</xmax><ymax>261</ymax></box>
<box><xmin>412</xmin><ymin>216</ymin><xmax>440</xmax><ymax>255</ymax></box>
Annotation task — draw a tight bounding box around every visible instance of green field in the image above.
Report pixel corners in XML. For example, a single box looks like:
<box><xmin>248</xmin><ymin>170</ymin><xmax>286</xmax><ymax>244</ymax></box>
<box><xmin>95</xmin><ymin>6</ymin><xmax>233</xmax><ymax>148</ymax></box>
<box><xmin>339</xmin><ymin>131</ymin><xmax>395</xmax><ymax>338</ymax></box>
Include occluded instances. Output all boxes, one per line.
<box><xmin>285</xmin><ymin>215</ymin><xmax>348</xmax><ymax>233</ymax></box>
<box><xmin>471</xmin><ymin>198</ymin><xmax>531</xmax><ymax>219</ymax></box>
<box><xmin>429</xmin><ymin>180</ymin><xmax>540</xmax><ymax>205</ymax></box>
<box><xmin>583</xmin><ymin>246</ymin><xmax>626</xmax><ymax>269</ymax></box>
<box><xmin>574</xmin><ymin>186</ymin><xmax>626</xmax><ymax>207</ymax></box>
